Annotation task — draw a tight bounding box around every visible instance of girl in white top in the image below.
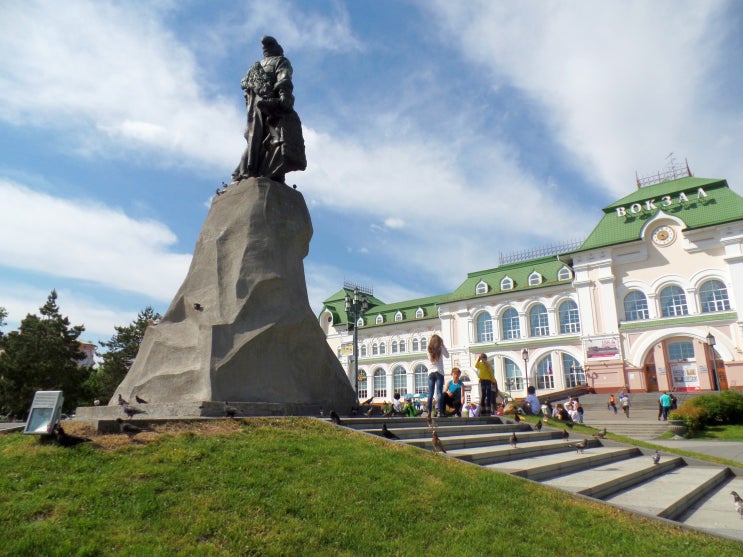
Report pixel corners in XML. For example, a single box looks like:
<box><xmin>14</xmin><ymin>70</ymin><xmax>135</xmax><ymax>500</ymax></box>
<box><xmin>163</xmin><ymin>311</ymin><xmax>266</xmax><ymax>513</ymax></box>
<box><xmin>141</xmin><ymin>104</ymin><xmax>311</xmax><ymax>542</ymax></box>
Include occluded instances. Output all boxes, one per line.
<box><xmin>427</xmin><ymin>334</ymin><xmax>449</xmax><ymax>417</ymax></box>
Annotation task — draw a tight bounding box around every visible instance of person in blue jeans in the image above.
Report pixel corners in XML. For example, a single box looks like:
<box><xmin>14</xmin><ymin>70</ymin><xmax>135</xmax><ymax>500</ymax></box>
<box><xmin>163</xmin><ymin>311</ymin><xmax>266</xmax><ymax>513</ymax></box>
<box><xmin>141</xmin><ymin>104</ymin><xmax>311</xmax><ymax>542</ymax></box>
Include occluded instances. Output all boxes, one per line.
<box><xmin>426</xmin><ymin>333</ymin><xmax>449</xmax><ymax>417</ymax></box>
<box><xmin>659</xmin><ymin>391</ymin><xmax>672</xmax><ymax>421</ymax></box>
<box><xmin>441</xmin><ymin>367</ymin><xmax>465</xmax><ymax>417</ymax></box>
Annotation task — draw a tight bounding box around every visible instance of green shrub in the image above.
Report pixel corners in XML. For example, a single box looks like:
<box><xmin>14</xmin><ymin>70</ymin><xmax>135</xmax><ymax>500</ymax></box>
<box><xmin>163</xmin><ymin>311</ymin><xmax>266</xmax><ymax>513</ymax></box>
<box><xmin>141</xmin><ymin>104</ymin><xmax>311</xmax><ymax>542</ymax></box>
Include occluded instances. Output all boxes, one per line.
<box><xmin>670</xmin><ymin>391</ymin><xmax>743</xmax><ymax>436</ymax></box>
<box><xmin>670</xmin><ymin>402</ymin><xmax>708</xmax><ymax>436</ymax></box>
<box><xmin>688</xmin><ymin>390</ymin><xmax>743</xmax><ymax>425</ymax></box>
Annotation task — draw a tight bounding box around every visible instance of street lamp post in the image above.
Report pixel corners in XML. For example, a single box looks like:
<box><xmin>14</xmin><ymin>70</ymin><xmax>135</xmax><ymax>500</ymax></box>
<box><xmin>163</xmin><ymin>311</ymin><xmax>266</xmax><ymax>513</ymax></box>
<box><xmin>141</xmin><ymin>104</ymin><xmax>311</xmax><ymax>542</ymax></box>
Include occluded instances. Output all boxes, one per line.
<box><xmin>522</xmin><ymin>348</ymin><xmax>530</xmax><ymax>392</ymax></box>
<box><xmin>345</xmin><ymin>287</ymin><xmax>368</xmax><ymax>399</ymax></box>
<box><xmin>706</xmin><ymin>332</ymin><xmax>720</xmax><ymax>391</ymax></box>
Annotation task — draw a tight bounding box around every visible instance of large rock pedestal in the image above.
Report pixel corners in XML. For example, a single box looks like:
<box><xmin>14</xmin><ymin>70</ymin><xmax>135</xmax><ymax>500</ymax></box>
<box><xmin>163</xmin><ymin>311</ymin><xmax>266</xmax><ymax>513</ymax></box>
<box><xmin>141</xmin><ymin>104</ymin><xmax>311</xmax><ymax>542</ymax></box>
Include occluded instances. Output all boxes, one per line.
<box><xmin>106</xmin><ymin>177</ymin><xmax>356</xmax><ymax>415</ymax></box>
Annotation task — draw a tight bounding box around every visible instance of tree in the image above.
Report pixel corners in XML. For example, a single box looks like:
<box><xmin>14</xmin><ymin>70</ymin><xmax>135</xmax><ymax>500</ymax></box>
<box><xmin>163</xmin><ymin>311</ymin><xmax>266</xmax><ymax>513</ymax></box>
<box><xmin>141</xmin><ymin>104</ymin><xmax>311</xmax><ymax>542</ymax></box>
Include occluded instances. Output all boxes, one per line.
<box><xmin>89</xmin><ymin>306</ymin><xmax>161</xmax><ymax>402</ymax></box>
<box><xmin>0</xmin><ymin>290</ymin><xmax>93</xmax><ymax>417</ymax></box>
<box><xmin>0</xmin><ymin>306</ymin><xmax>6</xmax><ymax>337</ymax></box>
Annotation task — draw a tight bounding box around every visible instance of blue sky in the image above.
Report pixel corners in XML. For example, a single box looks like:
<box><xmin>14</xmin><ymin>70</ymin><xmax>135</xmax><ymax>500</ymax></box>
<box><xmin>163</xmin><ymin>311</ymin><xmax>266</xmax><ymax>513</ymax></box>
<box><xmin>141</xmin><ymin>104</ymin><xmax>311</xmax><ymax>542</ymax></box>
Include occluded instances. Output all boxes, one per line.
<box><xmin>1</xmin><ymin>0</ymin><xmax>742</xmax><ymax>345</ymax></box>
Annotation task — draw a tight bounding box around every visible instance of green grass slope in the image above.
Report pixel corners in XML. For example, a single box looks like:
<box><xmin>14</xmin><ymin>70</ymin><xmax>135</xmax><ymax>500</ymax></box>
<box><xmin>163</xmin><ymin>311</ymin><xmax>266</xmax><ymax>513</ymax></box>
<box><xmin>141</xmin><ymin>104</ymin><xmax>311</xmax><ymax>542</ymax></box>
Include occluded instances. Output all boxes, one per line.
<box><xmin>0</xmin><ymin>418</ymin><xmax>741</xmax><ymax>556</ymax></box>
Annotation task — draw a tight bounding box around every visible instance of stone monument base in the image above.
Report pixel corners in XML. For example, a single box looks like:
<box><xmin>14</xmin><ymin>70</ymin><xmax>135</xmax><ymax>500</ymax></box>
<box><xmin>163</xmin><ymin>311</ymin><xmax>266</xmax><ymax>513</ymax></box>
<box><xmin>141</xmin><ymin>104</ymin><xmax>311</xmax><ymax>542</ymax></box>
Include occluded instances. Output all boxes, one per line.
<box><xmin>75</xmin><ymin>400</ymin><xmax>324</xmax><ymax>422</ymax></box>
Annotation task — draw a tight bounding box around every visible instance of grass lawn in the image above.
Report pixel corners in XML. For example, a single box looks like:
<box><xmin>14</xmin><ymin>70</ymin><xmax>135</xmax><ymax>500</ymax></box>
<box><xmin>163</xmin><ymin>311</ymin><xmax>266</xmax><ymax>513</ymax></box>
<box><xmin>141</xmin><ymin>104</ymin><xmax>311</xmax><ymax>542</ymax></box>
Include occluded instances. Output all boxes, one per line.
<box><xmin>693</xmin><ymin>424</ymin><xmax>743</xmax><ymax>441</ymax></box>
<box><xmin>1</xmin><ymin>418</ymin><xmax>742</xmax><ymax>556</ymax></box>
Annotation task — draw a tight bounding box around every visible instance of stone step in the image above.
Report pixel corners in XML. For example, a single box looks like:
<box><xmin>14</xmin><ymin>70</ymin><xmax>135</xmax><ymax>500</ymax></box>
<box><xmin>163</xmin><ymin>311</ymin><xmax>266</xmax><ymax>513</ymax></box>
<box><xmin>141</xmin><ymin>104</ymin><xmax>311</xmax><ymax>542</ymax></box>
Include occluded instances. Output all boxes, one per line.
<box><xmin>543</xmin><ymin>454</ymin><xmax>686</xmax><ymax>498</ymax></box>
<box><xmin>400</xmin><ymin>430</ymin><xmax>559</xmax><ymax>450</ymax></box>
<box><xmin>446</xmin><ymin>438</ymin><xmax>602</xmax><ymax>466</ymax></box>
<box><xmin>604</xmin><ymin>465</ymin><xmax>732</xmax><ymax>520</ymax></box>
<box><xmin>485</xmin><ymin>446</ymin><xmax>640</xmax><ymax>481</ymax></box>
<box><xmin>678</xmin><ymin>476</ymin><xmax>743</xmax><ymax>542</ymax></box>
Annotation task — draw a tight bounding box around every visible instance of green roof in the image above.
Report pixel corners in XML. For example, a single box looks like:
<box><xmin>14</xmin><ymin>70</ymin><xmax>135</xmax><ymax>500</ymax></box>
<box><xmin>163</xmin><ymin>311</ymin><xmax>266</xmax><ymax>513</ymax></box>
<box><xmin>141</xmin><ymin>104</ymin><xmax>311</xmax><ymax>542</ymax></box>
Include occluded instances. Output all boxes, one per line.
<box><xmin>577</xmin><ymin>177</ymin><xmax>743</xmax><ymax>252</ymax></box>
<box><xmin>321</xmin><ymin>176</ymin><xmax>743</xmax><ymax>325</ymax></box>
<box><xmin>449</xmin><ymin>256</ymin><xmax>572</xmax><ymax>300</ymax></box>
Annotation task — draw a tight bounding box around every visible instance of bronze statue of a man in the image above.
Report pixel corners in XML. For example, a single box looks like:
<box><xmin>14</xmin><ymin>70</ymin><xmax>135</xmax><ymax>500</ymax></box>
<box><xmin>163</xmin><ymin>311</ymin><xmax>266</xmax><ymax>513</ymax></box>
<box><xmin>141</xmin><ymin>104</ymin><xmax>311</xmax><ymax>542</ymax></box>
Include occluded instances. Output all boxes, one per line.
<box><xmin>232</xmin><ymin>36</ymin><xmax>307</xmax><ymax>184</ymax></box>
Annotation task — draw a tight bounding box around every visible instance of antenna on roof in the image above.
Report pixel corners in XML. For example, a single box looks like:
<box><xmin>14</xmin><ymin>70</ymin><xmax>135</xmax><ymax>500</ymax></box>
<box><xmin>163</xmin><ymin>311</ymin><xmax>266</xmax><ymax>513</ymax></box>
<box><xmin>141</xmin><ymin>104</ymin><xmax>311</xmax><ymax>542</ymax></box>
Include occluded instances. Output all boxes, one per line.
<box><xmin>343</xmin><ymin>280</ymin><xmax>373</xmax><ymax>296</ymax></box>
<box><xmin>636</xmin><ymin>155</ymin><xmax>693</xmax><ymax>188</ymax></box>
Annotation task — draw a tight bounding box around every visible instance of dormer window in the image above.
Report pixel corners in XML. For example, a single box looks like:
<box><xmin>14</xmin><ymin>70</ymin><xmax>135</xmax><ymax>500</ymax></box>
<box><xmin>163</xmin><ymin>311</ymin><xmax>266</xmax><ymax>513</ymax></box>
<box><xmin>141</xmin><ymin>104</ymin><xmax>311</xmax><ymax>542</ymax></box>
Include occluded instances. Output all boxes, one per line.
<box><xmin>500</xmin><ymin>276</ymin><xmax>513</xmax><ymax>290</ymax></box>
<box><xmin>528</xmin><ymin>271</ymin><xmax>542</xmax><ymax>286</ymax></box>
<box><xmin>394</xmin><ymin>310</ymin><xmax>403</xmax><ymax>322</ymax></box>
<box><xmin>375</xmin><ymin>314</ymin><xmax>384</xmax><ymax>325</ymax></box>
<box><xmin>356</xmin><ymin>317</ymin><xmax>365</xmax><ymax>327</ymax></box>
<box><xmin>475</xmin><ymin>280</ymin><xmax>488</xmax><ymax>295</ymax></box>
<box><xmin>557</xmin><ymin>266</ymin><xmax>572</xmax><ymax>281</ymax></box>
<box><xmin>415</xmin><ymin>307</ymin><xmax>425</xmax><ymax>318</ymax></box>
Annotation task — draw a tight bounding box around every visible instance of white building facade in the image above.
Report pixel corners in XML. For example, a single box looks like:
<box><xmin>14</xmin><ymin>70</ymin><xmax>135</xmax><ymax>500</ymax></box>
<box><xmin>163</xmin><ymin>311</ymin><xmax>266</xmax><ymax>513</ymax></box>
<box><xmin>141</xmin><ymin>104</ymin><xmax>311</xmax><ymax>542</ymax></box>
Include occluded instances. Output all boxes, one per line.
<box><xmin>321</xmin><ymin>176</ymin><xmax>743</xmax><ymax>402</ymax></box>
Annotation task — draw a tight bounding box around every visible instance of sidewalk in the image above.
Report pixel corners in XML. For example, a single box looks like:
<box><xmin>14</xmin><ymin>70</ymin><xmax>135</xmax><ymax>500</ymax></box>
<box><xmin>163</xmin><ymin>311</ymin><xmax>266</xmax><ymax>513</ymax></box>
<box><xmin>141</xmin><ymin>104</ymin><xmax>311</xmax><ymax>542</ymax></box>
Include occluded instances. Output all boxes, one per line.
<box><xmin>650</xmin><ymin>439</ymin><xmax>743</xmax><ymax>466</ymax></box>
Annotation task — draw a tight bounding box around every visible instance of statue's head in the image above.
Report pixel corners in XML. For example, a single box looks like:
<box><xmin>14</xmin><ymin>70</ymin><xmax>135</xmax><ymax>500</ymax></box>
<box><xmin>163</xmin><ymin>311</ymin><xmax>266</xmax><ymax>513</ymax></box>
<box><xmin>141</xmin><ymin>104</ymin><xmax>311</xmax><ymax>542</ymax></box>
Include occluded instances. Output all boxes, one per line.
<box><xmin>262</xmin><ymin>36</ymin><xmax>284</xmax><ymax>57</ymax></box>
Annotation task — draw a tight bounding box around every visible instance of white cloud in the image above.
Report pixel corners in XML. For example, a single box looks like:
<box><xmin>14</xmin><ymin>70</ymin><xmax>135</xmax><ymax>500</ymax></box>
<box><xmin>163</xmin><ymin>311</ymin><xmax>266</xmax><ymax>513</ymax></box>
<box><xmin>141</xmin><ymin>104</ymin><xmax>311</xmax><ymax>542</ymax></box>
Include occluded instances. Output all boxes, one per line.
<box><xmin>0</xmin><ymin>180</ymin><xmax>190</xmax><ymax>300</ymax></box>
<box><xmin>424</xmin><ymin>0</ymin><xmax>743</xmax><ymax>196</ymax></box>
<box><xmin>0</xmin><ymin>1</ymin><xmax>242</xmax><ymax>169</ymax></box>
<box><xmin>0</xmin><ymin>282</ymin><xmax>138</xmax><ymax>343</ymax></box>
<box><xmin>384</xmin><ymin>218</ymin><xmax>405</xmax><ymax>229</ymax></box>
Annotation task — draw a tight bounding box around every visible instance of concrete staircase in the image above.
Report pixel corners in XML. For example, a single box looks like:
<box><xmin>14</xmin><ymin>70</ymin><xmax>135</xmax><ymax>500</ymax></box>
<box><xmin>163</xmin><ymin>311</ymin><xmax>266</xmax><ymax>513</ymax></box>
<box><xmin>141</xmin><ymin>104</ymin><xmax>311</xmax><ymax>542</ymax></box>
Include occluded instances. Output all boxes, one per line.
<box><xmin>334</xmin><ymin>415</ymin><xmax>743</xmax><ymax>543</ymax></box>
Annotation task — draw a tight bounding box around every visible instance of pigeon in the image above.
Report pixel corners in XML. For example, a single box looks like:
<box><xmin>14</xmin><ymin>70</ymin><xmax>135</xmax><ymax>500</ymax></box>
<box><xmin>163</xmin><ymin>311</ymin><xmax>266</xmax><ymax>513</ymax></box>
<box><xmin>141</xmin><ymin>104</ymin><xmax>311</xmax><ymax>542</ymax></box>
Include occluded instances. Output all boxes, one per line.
<box><xmin>534</xmin><ymin>420</ymin><xmax>543</xmax><ymax>432</ymax></box>
<box><xmin>731</xmin><ymin>491</ymin><xmax>743</xmax><ymax>520</ymax></box>
<box><xmin>510</xmin><ymin>432</ymin><xmax>518</xmax><ymax>448</ymax></box>
<box><xmin>123</xmin><ymin>404</ymin><xmax>146</xmax><ymax>419</ymax></box>
<box><xmin>135</xmin><ymin>395</ymin><xmax>148</xmax><ymax>404</ymax></box>
<box><xmin>652</xmin><ymin>450</ymin><xmax>661</xmax><ymax>465</ymax></box>
<box><xmin>571</xmin><ymin>439</ymin><xmax>587</xmax><ymax>453</ymax></box>
<box><xmin>427</xmin><ymin>414</ymin><xmax>436</xmax><ymax>430</ymax></box>
<box><xmin>431</xmin><ymin>431</ymin><xmax>447</xmax><ymax>454</ymax></box>
<box><xmin>53</xmin><ymin>425</ymin><xmax>91</xmax><ymax>447</ymax></box>
<box><xmin>561</xmin><ymin>429</ymin><xmax>570</xmax><ymax>442</ymax></box>
<box><xmin>224</xmin><ymin>402</ymin><xmax>238</xmax><ymax>419</ymax></box>
<box><xmin>381</xmin><ymin>424</ymin><xmax>400</xmax><ymax>440</ymax></box>
<box><xmin>593</xmin><ymin>427</ymin><xmax>607</xmax><ymax>439</ymax></box>
<box><xmin>329</xmin><ymin>410</ymin><xmax>342</xmax><ymax>425</ymax></box>
<box><xmin>117</xmin><ymin>394</ymin><xmax>128</xmax><ymax>406</ymax></box>
<box><xmin>116</xmin><ymin>418</ymin><xmax>154</xmax><ymax>440</ymax></box>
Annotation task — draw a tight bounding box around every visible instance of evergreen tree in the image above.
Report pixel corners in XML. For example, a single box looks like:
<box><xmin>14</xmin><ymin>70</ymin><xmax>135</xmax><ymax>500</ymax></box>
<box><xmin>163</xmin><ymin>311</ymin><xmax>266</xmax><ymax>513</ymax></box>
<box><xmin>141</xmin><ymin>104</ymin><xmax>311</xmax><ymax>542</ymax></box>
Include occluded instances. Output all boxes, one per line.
<box><xmin>0</xmin><ymin>291</ymin><xmax>92</xmax><ymax>417</ymax></box>
<box><xmin>90</xmin><ymin>306</ymin><xmax>161</xmax><ymax>401</ymax></box>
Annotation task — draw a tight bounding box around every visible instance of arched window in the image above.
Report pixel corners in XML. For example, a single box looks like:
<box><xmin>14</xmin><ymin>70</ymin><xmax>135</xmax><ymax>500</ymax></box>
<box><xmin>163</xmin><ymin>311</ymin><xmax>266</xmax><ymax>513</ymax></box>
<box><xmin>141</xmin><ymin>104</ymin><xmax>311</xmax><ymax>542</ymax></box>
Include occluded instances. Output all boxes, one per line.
<box><xmin>373</xmin><ymin>368</ymin><xmax>386</xmax><ymax>397</ymax></box>
<box><xmin>414</xmin><ymin>364</ymin><xmax>428</xmax><ymax>394</ymax></box>
<box><xmin>356</xmin><ymin>317</ymin><xmax>364</xmax><ymax>327</ymax></box>
<box><xmin>699</xmin><ymin>280</ymin><xmax>731</xmax><ymax>313</ymax></box>
<box><xmin>476</xmin><ymin>312</ymin><xmax>493</xmax><ymax>342</ymax></box>
<box><xmin>375</xmin><ymin>314</ymin><xmax>384</xmax><ymax>324</ymax></box>
<box><xmin>360</xmin><ymin>345</ymin><xmax>367</xmax><ymax>357</ymax></box>
<box><xmin>624</xmin><ymin>291</ymin><xmax>649</xmax><ymax>321</ymax></box>
<box><xmin>391</xmin><ymin>340</ymin><xmax>398</xmax><ymax>354</ymax></box>
<box><xmin>379</xmin><ymin>342</ymin><xmax>386</xmax><ymax>355</ymax></box>
<box><xmin>528</xmin><ymin>271</ymin><xmax>542</xmax><ymax>286</ymax></box>
<box><xmin>504</xmin><ymin>358</ymin><xmax>523</xmax><ymax>391</ymax></box>
<box><xmin>562</xmin><ymin>353</ymin><xmax>585</xmax><ymax>388</ymax></box>
<box><xmin>668</xmin><ymin>341</ymin><xmax>694</xmax><ymax>361</ymax></box>
<box><xmin>502</xmin><ymin>307</ymin><xmax>520</xmax><ymax>339</ymax></box>
<box><xmin>415</xmin><ymin>307</ymin><xmax>425</xmax><ymax>318</ymax></box>
<box><xmin>660</xmin><ymin>285</ymin><xmax>688</xmax><ymax>317</ymax></box>
<box><xmin>372</xmin><ymin>343</ymin><xmax>379</xmax><ymax>356</ymax></box>
<box><xmin>412</xmin><ymin>338</ymin><xmax>420</xmax><ymax>352</ymax></box>
<box><xmin>393</xmin><ymin>366</ymin><xmax>407</xmax><ymax>396</ymax></box>
<box><xmin>420</xmin><ymin>337</ymin><xmax>427</xmax><ymax>351</ymax></box>
<box><xmin>536</xmin><ymin>356</ymin><xmax>555</xmax><ymax>389</ymax></box>
<box><xmin>395</xmin><ymin>310</ymin><xmax>403</xmax><ymax>322</ymax></box>
<box><xmin>475</xmin><ymin>280</ymin><xmax>488</xmax><ymax>295</ymax></box>
<box><xmin>399</xmin><ymin>339</ymin><xmax>406</xmax><ymax>352</ymax></box>
<box><xmin>500</xmin><ymin>276</ymin><xmax>513</xmax><ymax>290</ymax></box>
<box><xmin>529</xmin><ymin>304</ymin><xmax>549</xmax><ymax>337</ymax></box>
<box><xmin>558</xmin><ymin>300</ymin><xmax>581</xmax><ymax>333</ymax></box>
<box><xmin>557</xmin><ymin>266</ymin><xmax>572</xmax><ymax>281</ymax></box>
<box><xmin>358</xmin><ymin>370</ymin><xmax>368</xmax><ymax>399</ymax></box>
